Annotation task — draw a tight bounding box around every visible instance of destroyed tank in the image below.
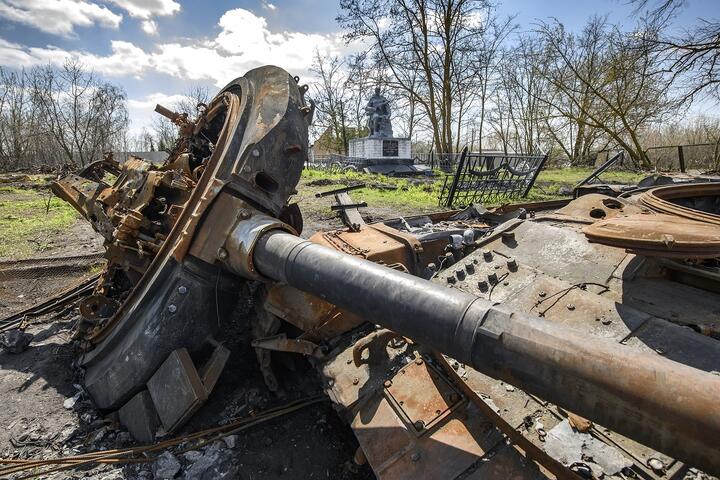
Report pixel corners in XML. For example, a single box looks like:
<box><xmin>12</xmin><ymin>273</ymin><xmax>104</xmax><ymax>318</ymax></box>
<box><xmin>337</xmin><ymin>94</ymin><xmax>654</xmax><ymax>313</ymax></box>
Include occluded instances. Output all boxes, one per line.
<box><xmin>49</xmin><ymin>65</ymin><xmax>720</xmax><ymax>479</ymax></box>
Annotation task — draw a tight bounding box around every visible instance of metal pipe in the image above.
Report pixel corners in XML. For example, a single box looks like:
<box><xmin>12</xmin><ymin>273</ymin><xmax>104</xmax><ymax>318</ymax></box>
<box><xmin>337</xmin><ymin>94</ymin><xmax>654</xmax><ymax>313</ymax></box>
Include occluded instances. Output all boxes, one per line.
<box><xmin>573</xmin><ymin>151</ymin><xmax>624</xmax><ymax>193</ymax></box>
<box><xmin>254</xmin><ymin>230</ymin><xmax>720</xmax><ymax>474</ymax></box>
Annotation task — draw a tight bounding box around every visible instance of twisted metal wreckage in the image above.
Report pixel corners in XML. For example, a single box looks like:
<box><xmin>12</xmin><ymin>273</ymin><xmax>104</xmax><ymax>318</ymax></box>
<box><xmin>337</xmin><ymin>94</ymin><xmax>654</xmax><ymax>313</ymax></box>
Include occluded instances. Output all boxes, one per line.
<box><xmin>49</xmin><ymin>66</ymin><xmax>720</xmax><ymax>479</ymax></box>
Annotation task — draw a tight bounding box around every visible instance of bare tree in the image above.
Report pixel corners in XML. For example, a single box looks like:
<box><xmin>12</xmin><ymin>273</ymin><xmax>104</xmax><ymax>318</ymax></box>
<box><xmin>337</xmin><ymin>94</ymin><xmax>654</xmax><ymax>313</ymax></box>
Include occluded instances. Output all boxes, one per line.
<box><xmin>472</xmin><ymin>14</ymin><xmax>516</xmax><ymax>153</ymax></box>
<box><xmin>174</xmin><ymin>85</ymin><xmax>211</xmax><ymax>117</ymax></box>
<box><xmin>152</xmin><ymin>85</ymin><xmax>212</xmax><ymax>153</ymax></box>
<box><xmin>540</xmin><ymin>20</ymin><xmax>609</xmax><ymax>164</ymax></box>
<box><xmin>152</xmin><ymin>116</ymin><xmax>177</xmax><ymax>153</ymax></box>
<box><xmin>536</xmin><ymin>17</ymin><xmax>679</xmax><ymax>168</ymax></box>
<box><xmin>310</xmin><ymin>50</ymin><xmax>361</xmax><ymax>154</ymax></box>
<box><xmin>345</xmin><ymin>51</ymin><xmax>374</xmax><ymax>134</ymax></box>
<box><xmin>339</xmin><ymin>0</ymin><xmax>495</xmax><ymax>154</ymax></box>
<box><xmin>487</xmin><ymin>38</ymin><xmax>553</xmax><ymax>155</ymax></box>
<box><xmin>29</xmin><ymin>59</ymin><xmax>128</xmax><ymax>167</ymax></box>
<box><xmin>0</xmin><ymin>68</ymin><xmax>40</xmax><ymax>170</ymax></box>
<box><xmin>632</xmin><ymin>0</ymin><xmax>720</xmax><ymax>103</ymax></box>
<box><xmin>127</xmin><ymin>128</ymin><xmax>156</xmax><ymax>152</ymax></box>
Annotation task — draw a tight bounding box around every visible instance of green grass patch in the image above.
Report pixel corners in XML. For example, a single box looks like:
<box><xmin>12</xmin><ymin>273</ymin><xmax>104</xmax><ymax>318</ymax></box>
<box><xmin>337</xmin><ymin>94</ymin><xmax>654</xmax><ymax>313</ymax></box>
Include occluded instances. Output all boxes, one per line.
<box><xmin>300</xmin><ymin>166</ymin><xmax>648</xmax><ymax>210</ymax></box>
<box><xmin>536</xmin><ymin>167</ymin><xmax>646</xmax><ymax>185</ymax></box>
<box><xmin>526</xmin><ymin>168</ymin><xmax>648</xmax><ymax>203</ymax></box>
<box><xmin>0</xmin><ymin>186</ymin><xmax>28</xmax><ymax>195</ymax></box>
<box><xmin>0</xmin><ymin>188</ymin><xmax>78</xmax><ymax>258</ymax></box>
<box><xmin>300</xmin><ymin>168</ymin><xmax>442</xmax><ymax>212</ymax></box>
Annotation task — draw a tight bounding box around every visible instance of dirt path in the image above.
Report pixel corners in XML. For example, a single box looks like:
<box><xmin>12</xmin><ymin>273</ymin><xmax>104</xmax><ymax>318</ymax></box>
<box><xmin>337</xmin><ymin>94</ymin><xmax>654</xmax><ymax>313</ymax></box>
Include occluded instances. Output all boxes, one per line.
<box><xmin>296</xmin><ymin>176</ymin><xmax>448</xmax><ymax>237</ymax></box>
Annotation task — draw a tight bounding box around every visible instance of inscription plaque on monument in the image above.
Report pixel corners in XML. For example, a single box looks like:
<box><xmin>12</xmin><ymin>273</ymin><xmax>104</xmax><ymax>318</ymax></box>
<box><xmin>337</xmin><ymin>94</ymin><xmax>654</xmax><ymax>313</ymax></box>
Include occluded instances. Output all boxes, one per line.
<box><xmin>382</xmin><ymin>140</ymin><xmax>399</xmax><ymax>157</ymax></box>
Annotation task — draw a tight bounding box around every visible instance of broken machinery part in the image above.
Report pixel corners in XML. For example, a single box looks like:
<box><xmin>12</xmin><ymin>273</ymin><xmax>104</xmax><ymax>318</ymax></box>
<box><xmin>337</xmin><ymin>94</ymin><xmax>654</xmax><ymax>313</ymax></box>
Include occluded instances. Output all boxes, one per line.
<box><xmin>51</xmin><ymin>65</ymin><xmax>720</xmax><ymax>476</ymax></box>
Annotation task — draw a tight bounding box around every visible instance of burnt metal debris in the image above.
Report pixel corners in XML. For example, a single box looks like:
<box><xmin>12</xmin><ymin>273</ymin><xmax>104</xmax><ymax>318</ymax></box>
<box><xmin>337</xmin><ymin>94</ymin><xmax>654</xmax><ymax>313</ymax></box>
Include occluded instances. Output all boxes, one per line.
<box><xmin>43</xmin><ymin>65</ymin><xmax>720</xmax><ymax>479</ymax></box>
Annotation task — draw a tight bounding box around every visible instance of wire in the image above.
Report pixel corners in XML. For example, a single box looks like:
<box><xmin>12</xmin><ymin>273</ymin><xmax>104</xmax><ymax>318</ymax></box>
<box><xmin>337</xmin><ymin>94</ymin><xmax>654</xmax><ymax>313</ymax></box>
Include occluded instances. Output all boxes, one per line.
<box><xmin>531</xmin><ymin>282</ymin><xmax>610</xmax><ymax>317</ymax></box>
<box><xmin>487</xmin><ymin>272</ymin><xmax>509</xmax><ymax>301</ymax></box>
<box><xmin>0</xmin><ymin>395</ymin><xmax>325</xmax><ymax>478</ymax></box>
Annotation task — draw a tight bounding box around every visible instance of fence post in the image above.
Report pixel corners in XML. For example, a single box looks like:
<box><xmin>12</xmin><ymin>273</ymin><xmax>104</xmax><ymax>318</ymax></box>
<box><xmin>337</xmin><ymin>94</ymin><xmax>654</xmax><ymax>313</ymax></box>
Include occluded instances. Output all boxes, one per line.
<box><xmin>678</xmin><ymin>145</ymin><xmax>686</xmax><ymax>173</ymax></box>
<box><xmin>445</xmin><ymin>147</ymin><xmax>469</xmax><ymax>208</ymax></box>
<box><xmin>523</xmin><ymin>153</ymin><xmax>549</xmax><ymax>197</ymax></box>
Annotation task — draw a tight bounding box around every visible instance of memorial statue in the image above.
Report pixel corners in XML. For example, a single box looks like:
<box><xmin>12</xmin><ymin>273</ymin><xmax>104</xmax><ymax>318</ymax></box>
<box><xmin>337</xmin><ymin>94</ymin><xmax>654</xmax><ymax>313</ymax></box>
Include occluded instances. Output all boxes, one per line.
<box><xmin>365</xmin><ymin>87</ymin><xmax>393</xmax><ymax>138</ymax></box>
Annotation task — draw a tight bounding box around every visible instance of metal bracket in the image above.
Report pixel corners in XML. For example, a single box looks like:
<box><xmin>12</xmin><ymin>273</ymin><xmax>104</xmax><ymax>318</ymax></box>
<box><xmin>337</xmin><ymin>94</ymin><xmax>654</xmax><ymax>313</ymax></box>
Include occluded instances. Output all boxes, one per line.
<box><xmin>353</xmin><ymin>328</ymin><xmax>407</xmax><ymax>367</ymax></box>
<box><xmin>251</xmin><ymin>333</ymin><xmax>324</xmax><ymax>358</ymax></box>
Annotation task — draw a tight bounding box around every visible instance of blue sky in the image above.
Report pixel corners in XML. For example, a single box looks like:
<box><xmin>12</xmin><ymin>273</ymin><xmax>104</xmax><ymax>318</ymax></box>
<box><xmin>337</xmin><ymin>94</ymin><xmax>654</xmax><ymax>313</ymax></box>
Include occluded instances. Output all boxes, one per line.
<box><xmin>0</xmin><ymin>0</ymin><xmax>714</xmax><ymax>134</ymax></box>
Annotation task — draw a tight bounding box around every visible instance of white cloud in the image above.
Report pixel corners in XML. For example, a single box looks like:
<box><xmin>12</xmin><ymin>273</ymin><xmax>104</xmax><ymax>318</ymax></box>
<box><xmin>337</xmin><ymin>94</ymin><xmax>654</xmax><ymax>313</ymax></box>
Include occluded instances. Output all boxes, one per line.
<box><xmin>0</xmin><ymin>39</ymin><xmax>39</xmax><ymax>67</ymax></box>
<box><xmin>127</xmin><ymin>92</ymin><xmax>187</xmax><ymax>110</ymax></box>
<box><xmin>0</xmin><ymin>8</ymin><xmax>346</xmax><ymax>85</ymax></box>
<box><xmin>106</xmin><ymin>0</ymin><xmax>179</xmax><ymax>19</ymax></box>
<box><xmin>210</xmin><ymin>8</ymin><xmax>343</xmax><ymax>77</ymax></box>
<box><xmin>141</xmin><ymin>19</ymin><xmax>158</xmax><ymax>36</ymax></box>
<box><xmin>0</xmin><ymin>40</ymin><xmax>150</xmax><ymax>77</ymax></box>
<box><xmin>0</xmin><ymin>0</ymin><xmax>122</xmax><ymax>37</ymax></box>
<box><xmin>126</xmin><ymin>91</ymin><xmax>186</xmax><ymax>135</ymax></box>
<box><xmin>263</xmin><ymin>1</ymin><xmax>277</xmax><ymax>11</ymax></box>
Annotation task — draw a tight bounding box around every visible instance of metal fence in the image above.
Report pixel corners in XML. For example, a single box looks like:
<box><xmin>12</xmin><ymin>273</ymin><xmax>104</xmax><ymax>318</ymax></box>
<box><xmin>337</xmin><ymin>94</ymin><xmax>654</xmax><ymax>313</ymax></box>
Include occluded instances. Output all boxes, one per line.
<box><xmin>438</xmin><ymin>149</ymin><xmax>548</xmax><ymax>208</ymax></box>
<box><xmin>308</xmin><ymin>152</ymin><xmax>467</xmax><ymax>173</ymax></box>
<box><xmin>307</xmin><ymin>154</ymin><xmax>369</xmax><ymax>171</ymax></box>
<box><xmin>645</xmin><ymin>143</ymin><xmax>720</xmax><ymax>172</ymax></box>
<box><xmin>413</xmin><ymin>152</ymin><xmax>463</xmax><ymax>172</ymax></box>
<box><xmin>594</xmin><ymin>144</ymin><xmax>720</xmax><ymax>172</ymax></box>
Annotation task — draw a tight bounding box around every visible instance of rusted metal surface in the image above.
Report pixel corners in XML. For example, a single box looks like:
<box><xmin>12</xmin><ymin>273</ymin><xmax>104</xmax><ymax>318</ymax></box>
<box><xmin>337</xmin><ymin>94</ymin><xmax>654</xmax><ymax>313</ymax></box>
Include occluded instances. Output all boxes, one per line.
<box><xmin>640</xmin><ymin>182</ymin><xmax>720</xmax><ymax>225</ymax></box>
<box><xmin>254</xmin><ymin>229</ymin><xmax>720</xmax><ymax>474</ymax></box>
<box><xmin>384</xmin><ymin>358</ymin><xmax>463</xmax><ymax>433</ymax></box>
<box><xmin>548</xmin><ymin>193</ymin><xmax>646</xmax><ymax>223</ymax></box>
<box><xmin>250</xmin><ymin>333</ymin><xmax>322</xmax><ymax>357</ymax></box>
<box><xmin>51</xmin><ymin>152</ymin><xmax>196</xmax><ymax>342</ymax></box>
<box><xmin>261</xmin><ymin>222</ymin><xmax>424</xmax><ymax>343</ymax></box>
<box><xmin>435</xmin><ymin>353</ymin><xmax>578</xmax><ymax>480</ymax></box>
<box><xmin>584</xmin><ymin>213</ymin><xmax>720</xmax><ymax>258</ymax></box>
<box><xmin>60</xmin><ymin>66</ymin><xmax>313</xmax><ymax>412</ymax></box>
<box><xmin>428</xmin><ymin>207</ymin><xmax>720</xmax><ymax>477</ymax></box>
<box><xmin>580</xmin><ymin>182</ymin><xmax>720</xmax><ymax>258</ymax></box>
<box><xmin>322</xmin><ymin>333</ymin><xmax>540</xmax><ymax>479</ymax></box>
<box><xmin>313</xmin><ymin>224</ymin><xmax>423</xmax><ymax>273</ymax></box>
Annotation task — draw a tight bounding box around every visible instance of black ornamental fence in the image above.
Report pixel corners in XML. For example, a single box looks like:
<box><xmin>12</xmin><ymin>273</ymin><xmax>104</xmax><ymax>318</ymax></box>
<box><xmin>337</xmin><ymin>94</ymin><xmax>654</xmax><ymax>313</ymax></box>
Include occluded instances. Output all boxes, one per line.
<box><xmin>438</xmin><ymin>148</ymin><xmax>548</xmax><ymax>208</ymax></box>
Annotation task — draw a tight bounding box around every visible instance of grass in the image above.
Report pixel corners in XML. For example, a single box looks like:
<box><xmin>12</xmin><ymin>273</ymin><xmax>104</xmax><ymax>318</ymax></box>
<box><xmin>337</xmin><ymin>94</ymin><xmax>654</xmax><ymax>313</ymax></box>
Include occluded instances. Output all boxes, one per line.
<box><xmin>0</xmin><ymin>187</ymin><xmax>78</xmax><ymax>258</ymax></box>
<box><xmin>299</xmin><ymin>166</ymin><xmax>647</xmax><ymax>211</ymax></box>
<box><xmin>535</xmin><ymin>167</ymin><xmax>646</xmax><ymax>185</ymax></box>
<box><xmin>0</xmin><ymin>166</ymin><xmax>647</xmax><ymax>260</ymax></box>
<box><xmin>299</xmin><ymin>168</ymin><xmax>443</xmax><ymax>213</ymax></box>
<box><xmin>525</xmin><ymin>168</ymin><xmax>647</xmax><ymax>203</ymax></box>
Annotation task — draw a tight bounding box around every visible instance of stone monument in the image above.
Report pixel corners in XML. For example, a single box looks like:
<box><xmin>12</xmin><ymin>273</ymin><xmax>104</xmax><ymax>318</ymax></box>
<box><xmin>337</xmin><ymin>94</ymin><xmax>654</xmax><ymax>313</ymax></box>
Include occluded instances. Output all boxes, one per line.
<box><xmin>365</xmin><ymin>87</ymin><xmax>393</xmax><ymax>138</ymax></box>
<box><xmin>348</xmin><ymin>87</ymin><xmax>414</xmax><ymax>173</ymax></box>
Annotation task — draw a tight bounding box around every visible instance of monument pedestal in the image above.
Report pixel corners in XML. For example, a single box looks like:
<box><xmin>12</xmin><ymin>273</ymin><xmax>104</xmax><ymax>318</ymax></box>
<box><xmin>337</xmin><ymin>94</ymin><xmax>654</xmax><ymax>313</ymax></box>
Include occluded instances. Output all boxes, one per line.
<box><xmin>346</xmin><ymin>88</ymin><xmax>429</xmax><ymax>175</ymax></box>
<box><xmin>348</xmin><ymin>137</ymin><xmax>412</xmax><ymax>165</ymax></box>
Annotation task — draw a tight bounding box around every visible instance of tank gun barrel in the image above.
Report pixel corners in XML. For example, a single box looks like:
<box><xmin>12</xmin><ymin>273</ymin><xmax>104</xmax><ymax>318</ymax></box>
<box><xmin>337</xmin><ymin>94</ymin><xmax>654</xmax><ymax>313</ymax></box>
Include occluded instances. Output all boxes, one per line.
<box><xmin>154</xmin><ymin>103</ymin><xmax>183</xmax><ymax>122</ymax></box>
<box><xmin>251</xmin><ymin>230</ymin><xmax>720</xmax><ymax>474</ymax></box>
